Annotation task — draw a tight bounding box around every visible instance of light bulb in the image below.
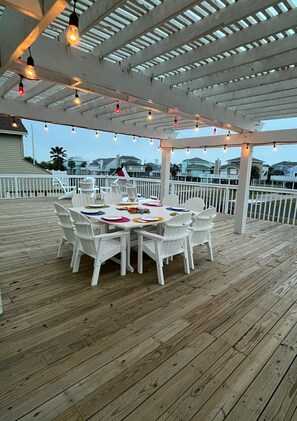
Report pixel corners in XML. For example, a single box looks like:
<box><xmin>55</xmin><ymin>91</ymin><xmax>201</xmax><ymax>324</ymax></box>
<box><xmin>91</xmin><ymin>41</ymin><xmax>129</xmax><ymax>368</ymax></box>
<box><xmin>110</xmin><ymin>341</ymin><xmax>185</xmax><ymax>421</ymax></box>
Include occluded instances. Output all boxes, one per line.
<box><xmin>66</xmin><ymin>1</ymin><xmax>79</xmax><ymax>45</ymax></box>
<box><xmin>186</xmin><ymin>147</ymin><xmax>190</xmax><ymax>154</ymax></box>
<box><xmin>174</xmin><ymin>117</ymin><xmax>178</xmax><ymax>127</ymax></box>
<box><xmin>203</xmin><ymin>146</ymin><xmax>207</xmax><ymax>153</ymax></box>
<box><xmin>246</xmin><ymin>143</ymin><xmax>249</xmax><ymax>151</ymax></box>
<box><xmin>147</xmin><ymin>110</ymin><xmax>153</xmax><ymax>121</ymax></box>
<box><xmin>157</xmin><ymin>146</ymin><xmax>161</xmax><ymax>151</ymax></box>
<box><xmin>44</xmin><ymin>122</ymin><xmax>48</xmax><ymax>131</ymax></box>
<box><xmin>74</xmin><ymin>90</ymin><xmax>81</xmax><ymax>105</ymax></box>
<box><xmin>18</xmin><ymin>78</ymin><xmax>24</xmax><ymax>95</ymax></box>
<box><xmin>132</xmin><ymin>135</ymin><xmax>136</xmax><ymax>142</ymax></box>
<box><xmin>213</xmin><ymin>128</ymin><xmax>217</xmax><ymax>135</ymax></box>
<box><xmin>273</xmin><ymin>142</ymin><xmax>277</xmax><ymax>152</ymax></box>
<box><xmin>150</xmin><ymin>139</ymin><xmax>153</xmax><ymax>146</ymax></box>
<box><xmin>72</xmin><ymin>126</ymin><xmax>75</xmax><ymax>134</ymax></box>
<box><xmin>114</xmin><ymin>133</ymin><xmax>117</xmax><ymax>141</ymax></box>
<box><xmin>95</xmin><ymin>130</ymin><xmax>99</xmax><ymax>138</ymax></box>
<box><xmin>116</xmin><ymin>102</ymin><xmax>121</xmax><ymax>114</ymax></box>
<box><xmin>12</xmin><ymin>117</ymin><xmax>17</xmax><ymax>128</ymax></box>
<box><xmin>171</xmin><ymin>147</ymin><xmax>175</xmax><ymax>154</ymax></box>
<box><xmin>223</xmin><ymin>145</ymin><xmax>227</xmax><ymax>153</ymax></box>
<box><xmin>226</xmin><ymin>130</ymin><xmax>231</xmax><ymax>140</ymax></box>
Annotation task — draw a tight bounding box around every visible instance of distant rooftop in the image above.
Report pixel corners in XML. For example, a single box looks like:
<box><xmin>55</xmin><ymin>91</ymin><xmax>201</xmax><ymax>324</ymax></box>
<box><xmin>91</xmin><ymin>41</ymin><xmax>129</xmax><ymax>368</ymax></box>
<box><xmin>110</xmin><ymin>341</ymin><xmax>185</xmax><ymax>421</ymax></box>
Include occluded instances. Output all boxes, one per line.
<box><xmin>0</xmin><ymin>115</ymin><xmax>27</xmax><ymax>134</ymax></box>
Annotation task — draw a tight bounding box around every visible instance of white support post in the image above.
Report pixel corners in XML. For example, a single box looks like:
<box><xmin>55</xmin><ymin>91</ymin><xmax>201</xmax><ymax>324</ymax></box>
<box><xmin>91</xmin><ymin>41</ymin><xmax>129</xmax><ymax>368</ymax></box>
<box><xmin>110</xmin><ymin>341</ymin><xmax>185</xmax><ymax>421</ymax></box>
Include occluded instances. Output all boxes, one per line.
<box><xmin>160</xmin><ymin>148</ymin><xmax>171</xmax><ymax>201</ymax></box>
<box><xmin>234</xmin><ymin>145</ymin><xmax>253</xmax><ymax>234</ymax></box>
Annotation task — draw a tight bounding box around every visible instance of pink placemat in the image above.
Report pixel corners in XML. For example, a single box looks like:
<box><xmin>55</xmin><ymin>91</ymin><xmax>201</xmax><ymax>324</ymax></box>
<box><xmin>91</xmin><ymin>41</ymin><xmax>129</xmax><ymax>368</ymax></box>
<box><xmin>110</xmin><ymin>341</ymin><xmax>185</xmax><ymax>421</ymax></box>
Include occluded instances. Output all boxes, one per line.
<box><xmin>101</xmin><ymin>216</ymin><xmax>130</xmax><ymax>223</ymax></box>
<box><xmin>142</xmin><ymin>203</ymin><xmax>163</xmax><ymax>207</ymax></box>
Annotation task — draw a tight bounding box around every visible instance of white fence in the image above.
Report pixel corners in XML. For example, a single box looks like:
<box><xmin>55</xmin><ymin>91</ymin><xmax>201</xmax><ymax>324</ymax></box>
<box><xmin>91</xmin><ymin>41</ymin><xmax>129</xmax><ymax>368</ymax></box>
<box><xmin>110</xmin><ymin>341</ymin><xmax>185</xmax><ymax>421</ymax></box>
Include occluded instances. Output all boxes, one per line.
<box><xmin>0</xmin><ymin>175</ymin><xmax>296</xmax><ymax>225</ymax></box>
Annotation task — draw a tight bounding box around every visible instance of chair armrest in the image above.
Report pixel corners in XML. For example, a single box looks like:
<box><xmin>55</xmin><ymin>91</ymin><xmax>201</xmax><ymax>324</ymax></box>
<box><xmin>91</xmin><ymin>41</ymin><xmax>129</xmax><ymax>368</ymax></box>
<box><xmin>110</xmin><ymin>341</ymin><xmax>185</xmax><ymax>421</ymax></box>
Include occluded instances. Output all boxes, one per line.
<box><xmin>94</xmin><ymin>231</ymin><xmax>129</xmax><ymax>240</ymax></box>
<box><xmin>135</xmin><ymin>229</ymin><xmax>163</xmax><ymax>241</ymax></box>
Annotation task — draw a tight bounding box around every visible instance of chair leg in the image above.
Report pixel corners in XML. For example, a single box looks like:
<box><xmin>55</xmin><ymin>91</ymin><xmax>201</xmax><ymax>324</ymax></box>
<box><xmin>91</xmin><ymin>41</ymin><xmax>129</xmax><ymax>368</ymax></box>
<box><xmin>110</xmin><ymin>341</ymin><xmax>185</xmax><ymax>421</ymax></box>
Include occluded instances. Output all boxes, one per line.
<box><xmin>183</xmin><ymin>241</ymin><xmax>190</xmax><ymax>274</ymax></box>
<box><xmin>138</xmin><ymin>236</ymin><xmax>143</xmax><ymax>274</ymax></box>
<box><xmin>207</xmin><ymin>240</ymin><xmax>213</xmax><ymax>261</ymax></box>
<box><xmin>156</xmin><ymin>256</ymin><xmax>164</xmax><ymax>286</ymax></box>
<box><xmin>72</xmin><ymin>249</ymin><xmax>82</xmax><ymax>273</ymax></box>
<box><xmin>187</xmin><ymin>238</ymin><xmax>194</xmax><ymax>270</ymax></box>
<box><xmin>70</xmin><ymin>244</ymin><xmax>76</xmax><ymax>268</ymax></box>
<box><xmin>57</xmin><ymin>238</ymin><xmax>66</xmax><ymax>258</ymax></box>
<box><xmin>91</xmin><ymin>257</ymin><xmax>102</xmax><ymax>286</ymax></box>
<box><xmin>120</xmin><ymin>238</ymin><xmax>127</xmax><ymax>276</ymax></box>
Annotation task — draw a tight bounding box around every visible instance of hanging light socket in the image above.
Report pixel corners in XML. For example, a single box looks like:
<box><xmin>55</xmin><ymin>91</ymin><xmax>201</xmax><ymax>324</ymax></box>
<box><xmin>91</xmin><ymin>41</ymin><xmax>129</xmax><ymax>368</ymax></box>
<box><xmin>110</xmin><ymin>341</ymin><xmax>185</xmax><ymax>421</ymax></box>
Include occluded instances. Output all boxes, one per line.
<box><xmin>116</xmin><ymin>101</ymin><xmax>121</xmax><ymax>114</ymax></box>
<box><xmin>213</xmin><ymin>128</ymin><xmax>217</xmax><ymax>135</ymax></box>
<box><xmin>95</xmin><ymin>130</ymin><xmax>99</xmax><ymax>138</ymax></box>
<box><xmin>203</xmin><ymin>146</ymin><xmax>207</xmax><ymax>153</ymax></box>
<box><xmin>72</xmin><ymin>126</ymin><xmax>75</xmax><ymax>134</ymax></box>
<box><xmin>226</xmin><ymin>130</ymin><xmax>231</xmax><ymax>140</ymax></box>
<box><xmin>114</xmin><ymin>133</ymin><xmax>117</xmax><ymax>141</ymax></box>
<box><xmin>273</xmin><ymin>142</ymin><xmax>277</xmax><ymax>151</ymax></box>
<box><xmin>12</xmin><ymin>117</ymin><xmax>18</xmax><ymax>128</ymax></box>
<box><xmin>25</xmin><ymin>47</ymin><xmax>37</xmax><ymax>79</ymax></box>
<box><xmin>147</xmin><ymin>110</ymin><xmax>153</xmax><ymax>120</ymax></box>
<box><xmin>186</xmin><ymin>146</ymin><xmax>190</xmax><ymax>154</ymax></box>
<box><xmin>74</xmin><ymin>90</ymin><xmax>81</xmax><ymax>105</ymax></box>
<box><xmin>194</xmin><ymin>118</ymin><xmax>199</xmax><ymax>131</ymax></box>
<box><xmin>174</xmin><ymin>117</ymin><xmax>178</xmax><ymax>127</ymax></box>
<box><xmin>66</xmin><ymin>0</ymin><xmax>80</xmax><ymax>45</ymax></box>
<box><xmin>44</xmin><ymin>122</ymin><xmax>48</xmax><ymax>131</ymax></box>
<box><xmin>18</xmin><ymin>76</ymin><xmax>24</xmax><ymax>95</ymax></box>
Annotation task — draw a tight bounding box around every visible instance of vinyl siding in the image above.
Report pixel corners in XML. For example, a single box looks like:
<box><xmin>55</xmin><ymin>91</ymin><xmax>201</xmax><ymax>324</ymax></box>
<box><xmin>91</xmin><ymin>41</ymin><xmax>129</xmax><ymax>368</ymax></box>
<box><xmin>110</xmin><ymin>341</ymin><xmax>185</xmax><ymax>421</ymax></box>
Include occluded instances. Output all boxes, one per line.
<box><xmin>0</xmin><ymin>134</ymin><xmax>48</xmax><ymax>174</ymax></box>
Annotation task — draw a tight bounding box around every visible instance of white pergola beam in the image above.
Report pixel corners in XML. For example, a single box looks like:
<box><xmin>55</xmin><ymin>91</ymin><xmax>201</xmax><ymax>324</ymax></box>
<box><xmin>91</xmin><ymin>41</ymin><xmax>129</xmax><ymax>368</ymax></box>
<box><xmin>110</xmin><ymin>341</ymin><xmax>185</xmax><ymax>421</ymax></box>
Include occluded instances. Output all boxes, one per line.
<box><xmin>123</xmin><ymin>0</ymin><xmax>279</xmax><ymax>69</ymax></box>
<box><xmin>222</xmin><ymin>87</ymin><xmax>297</xmax><ymax>108</ymax></box>
<box><xmin>214</xmin><ymin>76</ymin><xmax>297</xmax><ymax>104</ymax></box>
<box><xmin>184</xmin><ymin>48</ymin><xmax>297</xmax><ymax>92</ymax></box>
<box><xmin>168</xmin><ymin>33</ymin><xmax>297</xmax><ymax>87</ymax></box>
<box><xmin>8</xmin><ymin>37</ymin><xmax>261</xmax><ymax>133</ymax></box>
<box><xmin>0</xmin><ymin>0</ymin><xmax>70</xmax><ymax>75</ymax></box>
<box><xmin>196</xmin><ymin>67</ymin><xmax>297</xmax><ymax>99</ymax></box>
<box><xmin>0</xmin><ymin>72</ymin><xmax>19</xmax><ymax>97</ymax></box>
<box><xmin>0</xmin><ymin>98</ymin><xmax>169</xmax><ymax>138</ymax></box>
<box><xmin>17</xmin><ymin>81</ymin><xmax>55</xmax><ymax>102</ymax></box>
<box><xmin>232</xmin><ymin>95</ymin><xmax>297</xmax><ymax>112</ymax></box>
<box><xmin>161</xmin><ymin>129</ymin><xmax>297</xmax><ymax>149</ymax></box>
<box><xmin>150</xmin><ymin>8</ymin><xmax>297</xmax><ymax>78</ymax></box>
<box><xmin>94</xmin><ymin>0</ymin><xmax>203</xmax><ymax>58</ymax></box>
<box><xmin>1</xmin><ymin>0</ymin><xmax>44</xmax><ymax>20</ymax></box>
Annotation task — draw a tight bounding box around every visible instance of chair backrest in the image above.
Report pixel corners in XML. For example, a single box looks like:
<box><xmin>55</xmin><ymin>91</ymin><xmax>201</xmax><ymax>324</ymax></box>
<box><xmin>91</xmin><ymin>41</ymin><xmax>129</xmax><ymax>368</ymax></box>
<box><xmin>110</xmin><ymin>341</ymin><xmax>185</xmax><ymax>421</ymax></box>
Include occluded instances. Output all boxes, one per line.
<box><xmin>69</xmin><ymin>209</ymin><xmax>97</xmax><ymax>258</ymax></box>
<box><xmin>104</xmin><ymin>192</ymin><xmax>122</xmax><ymax>204</ymax></box>
<box><xmin>184</xmin><ymin>197</ymin><xmax>205</xmax><ymax>212</ymax></box>
<box><xmin>126</xmin><ymin>184</ymin><xmax>137</xmax><ymax>201</ymax></box>
<box><xmin>191</xmin><ymin>209</ymin><xmax>216</xmax><ymax>245</ymax></box>
<box><xmin>162</xmin><ymin>193</ymin><xmax>179</xmax><ymax>207</ymax></box>
<box><xmin>111</xmin><ymin>183</ymin><xmax>121</xmax><ymax>194</ymax></box>
<box><xmin>162</xmin><ymin>213</ymin><xmax>192</xmax><ymax>257</ymax></box>
<box><xmin>72</xmin><ymin>193</ymin><xmax>95</xmax><ymax>208</ymax></box>
<box><xmin>52</xmin><ymin>171</ymin><xmax>70</xmax><ymax>187</ymax></box>
<box><xmin>54</xmin><ymin>202</ymin><xmax>75</xmax><ymax>244</ymax></box>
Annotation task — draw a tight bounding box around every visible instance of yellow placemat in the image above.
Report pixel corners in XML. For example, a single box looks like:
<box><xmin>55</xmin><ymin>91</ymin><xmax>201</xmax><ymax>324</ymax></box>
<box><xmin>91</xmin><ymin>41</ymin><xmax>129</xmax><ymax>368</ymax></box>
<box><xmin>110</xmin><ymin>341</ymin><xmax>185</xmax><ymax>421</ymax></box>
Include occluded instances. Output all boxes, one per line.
<box><xmin>132</xmin><ymin>217</ymin><xmax>164</xmax><ymax>223</ymax></box>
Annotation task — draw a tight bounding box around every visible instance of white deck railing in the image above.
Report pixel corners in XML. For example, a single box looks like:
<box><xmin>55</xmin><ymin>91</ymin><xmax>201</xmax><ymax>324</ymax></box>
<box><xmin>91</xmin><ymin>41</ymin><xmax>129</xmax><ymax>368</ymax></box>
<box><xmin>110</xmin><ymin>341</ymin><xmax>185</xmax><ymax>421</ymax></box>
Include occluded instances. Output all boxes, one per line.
<box><xmin>0</xmin><ymin>175</ymin><xmax>296</xmax><ymax>225</ymax></box>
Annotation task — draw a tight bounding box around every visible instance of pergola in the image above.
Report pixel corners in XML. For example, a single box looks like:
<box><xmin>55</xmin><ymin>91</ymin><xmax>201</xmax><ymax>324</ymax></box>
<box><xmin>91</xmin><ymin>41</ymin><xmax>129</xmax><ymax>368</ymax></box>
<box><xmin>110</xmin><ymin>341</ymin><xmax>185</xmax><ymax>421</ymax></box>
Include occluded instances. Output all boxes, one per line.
<box><xmin>1</xmin><ymin>0</ymin><xmax>297</xmax><ymax>233</ymax></box>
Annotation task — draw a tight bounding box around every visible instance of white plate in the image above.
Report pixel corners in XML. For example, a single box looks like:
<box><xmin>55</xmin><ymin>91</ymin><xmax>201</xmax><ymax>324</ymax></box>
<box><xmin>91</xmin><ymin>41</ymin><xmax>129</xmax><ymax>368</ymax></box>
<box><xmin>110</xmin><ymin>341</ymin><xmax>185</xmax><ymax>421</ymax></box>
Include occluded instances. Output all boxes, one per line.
<box><xmin>171</xmin><ymin>207</ymin><xmax>189</xmax><ymax>212</ymax></box>
<box><xmin>102</xmin><ymin>215</ymin><xmax>122</xmax><ymax>221</ymax></box>
<box><xmin>140</xmin><ymin>216</ymin><xmax>159</xmax><ymax>222</ymax></box>
<box><xmin>87</xmin><ymin>204</ymin><xmax>105</xmax><ymax>208</ymax></box>
<box><xmin>146</xmin><ymin>202</ymin><xmax>161</xmax><ymax>206</ymax></box>
<box><xmin>81</xmin><ymin>210</ymin><xmax>101</xmax><ymax>215</ymax></box>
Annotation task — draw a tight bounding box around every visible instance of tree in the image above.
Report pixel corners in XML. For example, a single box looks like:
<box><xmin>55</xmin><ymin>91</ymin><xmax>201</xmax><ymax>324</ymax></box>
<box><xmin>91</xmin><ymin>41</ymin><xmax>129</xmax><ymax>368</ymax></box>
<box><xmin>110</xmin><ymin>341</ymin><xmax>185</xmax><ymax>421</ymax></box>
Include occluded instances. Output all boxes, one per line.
<box><xmin>50</xmin><ymin>147</ymin><xmax>67</xmax><ymax>171</ymax></box>
<box><xmin>170</xmin><ymin>163</ymin><xmax>180</xmax><ymax>178</ymax></box>
<box><xmin>68</xmin><ymin>160</ymin><xmax>76</xmax><ymax>174</ymax></box>
<box><xmin>24</xmin><ymin>156</ymin><xmax>33</xmax><ymax>164</ymax></box>
<box><xmin>80</xmin><ymin>161</ymin><xmax>87</xmax><ymax>168</ymax></box>
<box><xmin>250</xmin><ymin>165</ymin><xmax>260</xmax><ymax>183</ymax></box>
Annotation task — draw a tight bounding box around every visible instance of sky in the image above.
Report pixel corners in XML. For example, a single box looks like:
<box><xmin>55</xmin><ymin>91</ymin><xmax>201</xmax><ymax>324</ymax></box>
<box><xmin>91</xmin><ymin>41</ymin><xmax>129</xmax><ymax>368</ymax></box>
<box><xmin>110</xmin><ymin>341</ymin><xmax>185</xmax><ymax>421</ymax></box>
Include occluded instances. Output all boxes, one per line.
<box><xmin>22</xmin><ymin>117</ymin><xmax>297</xmax><ymax>167</ymax></box>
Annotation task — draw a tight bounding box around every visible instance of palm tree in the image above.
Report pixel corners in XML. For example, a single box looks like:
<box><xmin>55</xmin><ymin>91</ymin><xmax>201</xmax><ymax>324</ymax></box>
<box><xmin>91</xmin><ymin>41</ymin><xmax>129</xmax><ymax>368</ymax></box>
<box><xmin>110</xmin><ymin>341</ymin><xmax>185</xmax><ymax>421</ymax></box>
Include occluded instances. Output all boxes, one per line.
<box><xmin>68</xmin><ymin>160</ymin><xmax>76</xmax><ymax>175</ymax></box>
<box><xmin>50</xmin><ymin>147</ymin><xmax>67</xmax><ymax>170</ymax></box>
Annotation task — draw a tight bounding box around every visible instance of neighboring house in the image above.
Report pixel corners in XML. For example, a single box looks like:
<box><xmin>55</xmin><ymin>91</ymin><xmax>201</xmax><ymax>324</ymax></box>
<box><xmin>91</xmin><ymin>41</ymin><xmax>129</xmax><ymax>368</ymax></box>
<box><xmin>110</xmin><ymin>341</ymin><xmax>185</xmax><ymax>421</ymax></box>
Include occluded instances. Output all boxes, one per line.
<box><xmin>65</xmin><ymin>156</ymin><xmax>88</xmax><ymax>175</ymax></box>
<box><xmin>181</xmin><ymin>157</ymin><xmax>214</xmax><ymax>178</ymax></box>
<box><xmin>88</xmin><ymin>155</ymin><xmax>145</xmax><ymax>176</ymax></box>
<box><xmin>220</xmin><ymin>157</ymin><xmax>267</xmax><ymax>180</ymax></box>
<box><xmin>145</xmin><ymin>162</ymin><xmax>161</xmax><ymax>177</ymax></box>
<box><xmin>88</xmin><ymin>158</ymin><xmax>114</xmax><ymax>174</ymax></box>
<box><xmin>271</xmin><ymin>161</ymin><xmax>297</xmax><ymax>176</ymax></box>
<box><xmin>0</xmin><ymin>115</ymin><xmax>48</xmax><ymax>175</ymax></box>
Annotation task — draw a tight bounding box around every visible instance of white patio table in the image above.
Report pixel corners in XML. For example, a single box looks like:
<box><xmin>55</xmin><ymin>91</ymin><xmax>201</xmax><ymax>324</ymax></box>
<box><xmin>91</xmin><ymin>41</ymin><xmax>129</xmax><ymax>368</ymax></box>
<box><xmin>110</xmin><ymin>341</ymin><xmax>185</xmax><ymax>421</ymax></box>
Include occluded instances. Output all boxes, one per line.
<box><xmin>70</xmin><ymin>202</ymin><xmax>194</xmax><ymax>272</ymax></box>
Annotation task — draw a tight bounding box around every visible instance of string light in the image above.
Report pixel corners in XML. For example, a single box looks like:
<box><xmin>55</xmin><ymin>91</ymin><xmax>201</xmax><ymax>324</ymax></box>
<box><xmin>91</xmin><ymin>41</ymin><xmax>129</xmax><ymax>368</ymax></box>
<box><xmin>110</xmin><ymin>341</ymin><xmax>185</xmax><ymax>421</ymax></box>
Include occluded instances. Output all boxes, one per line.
<box><xmin>72</xmin><ymin>126</ymin><xmax>75</xmax><ymax>134</ymax></box>
<box><xmin>147</xmin><ymin>110</ymin><xmax>153</xmax><ymax>121</ymax></box>
<box><xmin>213</xmin><ymin>128</ymin><xmax>217</xmax><ymax>135</ymax></box>
<box><xmin>226</xmin><ymin>130</ymin><xmax>231</xmax><ymax>140</ymax></box>
<box><xmin>186</xmin><ymin>146</ymin><xmax>190</xmax><ymax>154</ymax></box>
<box><xmin>273</xmin><ymin>142</ymin><xmax>277</xmax><ymax>152</ymax></box>
<box><xmin>171</xmin><ymin>147</ymin><xmax>175</xmax><ymax>154</ymax></box>
<box><xmin>44</xmin><ymin>122</ymin><xmax>48</xmax><ymax>131</ymax></box>
<box><xmin>194</xmin><ymin>118</ymin><xmax>199</xmax><ymax>132</ymax></box>
<box><xmin>223</xmin><ymin>144</ymin><xmax>227</xmax><ymax>153</ymax></box>
<box><xmin>95</xmin><ymin>130</ymin><xmax>99</xmax><ymax>138</ymax></box>
<box><xmin>245</xmin><ymin>143</ymin><xmax>249</xmax><ymax>151</ymax></box>
<box><xmin>174</xmin><ymin>117</ymin><xmax>178</xmax><ymax>127</ymax></box>
<box><xmin>74</xmin><ymin>90</ymin><xmax>81</xmax><ymax>105</ymax></box>
<box><xmin>132</xmin><ymin>135</ymin><xmax>136</xmax><ymax>142</ymax></box>
<box><xmin>115</xmin><ymin>101</ymin><xmax>121</xmax><ymax>114</ymax></box>
<box><xmin>114</xmin><ymin>133</ymin><xmax>117</xmax><ymax>141</ymax></box>
<box><xmin>25</xmin><ymin>47</ymin><xmax>37</xmax><ymax>79</ymax></box>
<box><xmin>157</xmin><ymin>145</ymin><xmax>161</xmax><ymax>151</ymax></box>
<box><xmin>12</xmin><ymin>117</ymin><xmax>17</xmax><ymax>128</ymax></box>
<box><xmin>203</xmin><ymin>146</ymin><xmax>207</xmax><ymax>153</ymax></box>
<box><xmin>18</xmin><ymin>76</ymin><xmax>24</xmax><ymax>95</ymax></box>
<box><xmin>150</xmin><ymin>138</ymin><xmax>153</xmax><ymax>146</ymax></box>
<box><xmin>66</xmin><ymin>0</ymin><xmax>79</xmax><ymax>45</ymax></box>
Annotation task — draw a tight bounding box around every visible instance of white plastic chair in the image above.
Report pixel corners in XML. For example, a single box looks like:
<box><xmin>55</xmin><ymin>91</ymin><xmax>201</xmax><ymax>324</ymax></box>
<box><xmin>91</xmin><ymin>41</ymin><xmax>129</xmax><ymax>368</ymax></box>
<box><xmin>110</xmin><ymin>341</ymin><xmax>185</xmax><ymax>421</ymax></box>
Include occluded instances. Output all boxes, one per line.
<box><xmin>79</xmin><ymin>177</ymin><xmax>99</xmax><ymax>197</ymax></box>
<box><xmin>184</xmin><ymin>197</ymin><xmax>205</xmax><ymax>212</ymax></box>
<box><xmin>126</xmin><ymin>183</ymin><xmax>138</xmax><ymax>202</ymax></box>
<box><xmin>187</xmin><ymin>207</ymin><xmax>216</xmax><ymax>269</ymax></box>
<box><xmin>136</xmin><ymin>213</ymin><xmax>192</xmax><ymax>286</ymax></box>
<box><xmin>162</xmin><ymin>193</ymin><xmax>179</xmax><ymax>207</ymax></box>
<box><xmin>111</xmin><ymin>182</ymin><xmax>121</xmax><ymax>195</ymax></box>
<box><xmin>53</xmin><ymin>177</ymin><xmax>76</xmax><ymax>200</ymax></box>
<box><xmin>72</xmin><ymin>193</ymin><xmax>95</xmax><ymax>208</ymax></box>
<box><xmin>69</xmin><ymin>210</ymin><xmax>128</xmax><ymax>286</ymax></box>
<box><xmin>54</xmin><ymin>202</ymin><xmax>76</xmax><ymax>267</ymax></box>
<box><xmin>103</xmin><ymin>192</ymin><xmax>122</xmax><ymax>205</ymax></box>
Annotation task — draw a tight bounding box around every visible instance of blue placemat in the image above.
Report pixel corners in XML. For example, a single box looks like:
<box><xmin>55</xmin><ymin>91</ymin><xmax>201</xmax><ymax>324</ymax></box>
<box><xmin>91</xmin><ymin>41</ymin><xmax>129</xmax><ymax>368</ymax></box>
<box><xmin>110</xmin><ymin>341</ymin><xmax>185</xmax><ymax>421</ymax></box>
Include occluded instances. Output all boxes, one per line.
<box><xmin>166</xmin><ymin>207</ymin><xmax>190</xmax><ymax>212</ymax></box>
<box><xmin>81</xmin><ymin>210</ymin><xmax>105</xmax><ymax>216</ymax></box>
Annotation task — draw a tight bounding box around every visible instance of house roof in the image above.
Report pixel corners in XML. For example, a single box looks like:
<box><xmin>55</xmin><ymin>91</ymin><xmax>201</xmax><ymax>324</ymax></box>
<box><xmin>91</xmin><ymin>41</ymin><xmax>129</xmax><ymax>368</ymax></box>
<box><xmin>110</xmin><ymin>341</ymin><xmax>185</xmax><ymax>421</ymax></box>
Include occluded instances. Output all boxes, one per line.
<box><xmin>0</xmin><ymin>115</ymin><xmax>27</xmax><ymax>134</ymax></box>
<box><xmin>183</xmin><ymin>157</ymin><xmax>213</xmax><ymax>164</ymax></box>
<box><xmin>227</xmin><ymin>157</ymin><xmax>264</xmax><ymax>163</ymax></box>
<box><xmin>272</xmin><ymin>161</ymin><xmax>297</xmax><ymax>167</ymax></box>
<box><xmin>187</xmin><ymin>164</ymin><xmax>211</xmax><ymax>171</ymax></box>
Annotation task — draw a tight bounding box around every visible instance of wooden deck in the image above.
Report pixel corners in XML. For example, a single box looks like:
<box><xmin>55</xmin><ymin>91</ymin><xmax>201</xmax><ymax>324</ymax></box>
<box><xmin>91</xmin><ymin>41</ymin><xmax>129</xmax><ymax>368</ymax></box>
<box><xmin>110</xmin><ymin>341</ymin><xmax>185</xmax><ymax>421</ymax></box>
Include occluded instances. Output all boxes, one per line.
<box><xmin>0</xmin><ymin>197</ymin><xmax>297</xmax><ymax>421</ymax></box>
